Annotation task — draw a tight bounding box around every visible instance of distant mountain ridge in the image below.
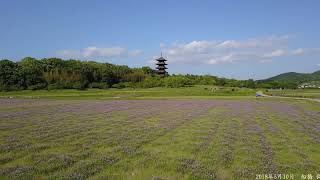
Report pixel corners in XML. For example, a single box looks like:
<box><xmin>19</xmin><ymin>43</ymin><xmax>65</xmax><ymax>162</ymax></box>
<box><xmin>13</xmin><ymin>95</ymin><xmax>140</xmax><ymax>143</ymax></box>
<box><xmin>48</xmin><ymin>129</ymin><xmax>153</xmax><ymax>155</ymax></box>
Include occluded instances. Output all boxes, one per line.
<box><xmin>263</xmin><ymin>70</ymin><xmax>320</xmax><ymax>84</ymax></box>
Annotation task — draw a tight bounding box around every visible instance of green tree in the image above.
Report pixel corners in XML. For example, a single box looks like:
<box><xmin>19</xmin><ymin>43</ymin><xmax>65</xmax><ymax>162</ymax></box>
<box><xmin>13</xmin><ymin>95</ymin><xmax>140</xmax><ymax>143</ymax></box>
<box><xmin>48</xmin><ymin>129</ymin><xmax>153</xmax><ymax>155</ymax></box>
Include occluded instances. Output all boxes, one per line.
<box><xmin>0</xmin><ymin>60</ymin><xmax>24</xmax><ymax>90</ymax></box>
<box><xmin>244</xmin><ymin>79</ymin><xmax>256</xmax><ymax>88</ymax></box>
<box><xmin>19</xmin><ymin>57</ymin><xmax>45</xmax><ymax>89</ymax></box>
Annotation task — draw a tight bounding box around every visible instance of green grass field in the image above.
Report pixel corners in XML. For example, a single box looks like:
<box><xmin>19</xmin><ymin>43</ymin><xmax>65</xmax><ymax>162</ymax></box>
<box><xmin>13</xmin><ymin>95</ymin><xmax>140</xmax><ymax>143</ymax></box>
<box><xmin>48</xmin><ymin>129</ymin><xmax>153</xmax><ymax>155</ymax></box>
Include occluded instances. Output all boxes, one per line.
<box><xmin>0</xmin><ymin>88</ymin><xmax>320</xmax><ymax>179</ymax></box>
<box><xmin>267</xmin><ymin>89</ymin><xmax>320</xmax><ymax>99</ymax></box>
<box><xmin>0</xmin><ymin>86</ymin><xmax>257</xmax><ymax>100</ymax></box>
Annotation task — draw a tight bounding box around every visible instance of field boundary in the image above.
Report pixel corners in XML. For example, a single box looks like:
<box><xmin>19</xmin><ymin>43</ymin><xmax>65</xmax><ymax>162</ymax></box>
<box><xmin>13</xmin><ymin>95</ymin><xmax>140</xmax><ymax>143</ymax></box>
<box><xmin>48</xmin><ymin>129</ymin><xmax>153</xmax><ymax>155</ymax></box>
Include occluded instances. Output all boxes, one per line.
<box><xmin>261</xmin><ymin>92</ymin><xmax>320</xmax><ymax>103</ymax></box>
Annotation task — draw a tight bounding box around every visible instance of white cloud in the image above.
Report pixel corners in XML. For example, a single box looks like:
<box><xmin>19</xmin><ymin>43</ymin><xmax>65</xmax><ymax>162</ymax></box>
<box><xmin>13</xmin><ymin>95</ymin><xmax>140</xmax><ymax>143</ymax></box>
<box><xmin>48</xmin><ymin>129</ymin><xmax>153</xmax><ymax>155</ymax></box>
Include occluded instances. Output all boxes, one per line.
<box><xmin>216</xmin><ymin>40</ymin><xmax>242</xmax><ymax>49</ymax></box>
<box><xmin>82</xmin><ymin>47</ymin><xmax>125</xmax><ymax>58</ymax></box>
<box><xmin>159</xmin><ymin>35</ymin><xmax>317</xmax><ymax>65</ymax></box>
<box><xmin>292</xmin><ymin>48</ymin><xmax>305</xmax><ymax>56</ymax></box>
<box><xmin>160</xmin><ymin>43</ymin><xmax>166</xmax><ymax>48</ymax></box>
<box><xmin>128</xmin><ymin>50</ymin><xmax>143</xmax><ymax>57</ymax></box>
<box><xmin>58</xmin><ymin>50</ymin><xmax>81</xmax><ymax>58</ymax></box>
<box><xmin>207</xmin><ymin>54</ymin><xmax>234</xmax><ymax>64</ymax></box>
<box><xmin>263</xmin><ymin>49</ymin><xmax>287</xmax><ymax>58</ymax></box>
<box><xmin>207</xmin><ymin>59</ymin><xmax>218</xmax><ymax>64</ymax></box>
<box><xmin>58</xmin><ymin>46</ymin><xmax>143</xmax><ymax>59</ymax></box>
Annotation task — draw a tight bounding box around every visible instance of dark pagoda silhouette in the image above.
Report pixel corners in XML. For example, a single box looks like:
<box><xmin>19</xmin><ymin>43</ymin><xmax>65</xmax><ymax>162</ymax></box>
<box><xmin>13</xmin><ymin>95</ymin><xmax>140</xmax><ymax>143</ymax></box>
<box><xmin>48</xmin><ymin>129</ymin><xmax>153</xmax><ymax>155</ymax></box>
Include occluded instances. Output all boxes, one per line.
<box><xmin>155</xmin><ymin>53</ymin><xmax>168</xmax><ymax>77</ymax></box>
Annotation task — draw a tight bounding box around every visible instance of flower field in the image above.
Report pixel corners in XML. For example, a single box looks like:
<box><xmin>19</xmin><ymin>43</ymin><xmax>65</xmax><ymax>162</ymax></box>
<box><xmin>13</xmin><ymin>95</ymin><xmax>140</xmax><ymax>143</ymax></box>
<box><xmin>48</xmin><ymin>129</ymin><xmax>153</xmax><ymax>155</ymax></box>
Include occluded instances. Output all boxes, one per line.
<box><xmin>0</xmin><ymin>98</ymin><xmax>319</xmax><ymax>179</ymax></box>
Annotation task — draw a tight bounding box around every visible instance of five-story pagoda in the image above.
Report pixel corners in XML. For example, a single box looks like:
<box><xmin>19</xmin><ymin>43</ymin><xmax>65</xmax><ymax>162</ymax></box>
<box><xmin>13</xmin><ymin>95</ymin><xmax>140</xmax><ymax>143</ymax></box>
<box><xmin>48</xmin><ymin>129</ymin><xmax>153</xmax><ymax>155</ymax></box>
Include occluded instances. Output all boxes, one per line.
<box><xmin>155</xmin><ymin>53</ymin><xmax>168</xmax><ymax>77</ymax></box>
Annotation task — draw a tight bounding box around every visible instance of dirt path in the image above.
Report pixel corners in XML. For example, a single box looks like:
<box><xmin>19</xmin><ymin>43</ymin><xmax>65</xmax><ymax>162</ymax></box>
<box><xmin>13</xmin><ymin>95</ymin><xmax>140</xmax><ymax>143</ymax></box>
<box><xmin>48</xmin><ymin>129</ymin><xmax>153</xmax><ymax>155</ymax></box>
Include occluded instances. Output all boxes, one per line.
<box><xmin>259</xmin><ymin>92</ymin><xmax>320</xmax><ymax>103</ymax></box>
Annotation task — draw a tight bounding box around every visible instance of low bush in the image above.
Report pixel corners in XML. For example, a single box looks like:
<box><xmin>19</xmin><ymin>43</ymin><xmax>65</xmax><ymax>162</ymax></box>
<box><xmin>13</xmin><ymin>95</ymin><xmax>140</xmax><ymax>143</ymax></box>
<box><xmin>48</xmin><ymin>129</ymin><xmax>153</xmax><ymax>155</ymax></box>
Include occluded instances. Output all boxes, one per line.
<box><xmin>89</xmin><ymin>82</ymin><xmax>109</xmax><ymax>89</ymax></box>
<box><xmin>164</xmin><ymin>76</ymin><xmax>190</xmax><ymax>88</ymax></box>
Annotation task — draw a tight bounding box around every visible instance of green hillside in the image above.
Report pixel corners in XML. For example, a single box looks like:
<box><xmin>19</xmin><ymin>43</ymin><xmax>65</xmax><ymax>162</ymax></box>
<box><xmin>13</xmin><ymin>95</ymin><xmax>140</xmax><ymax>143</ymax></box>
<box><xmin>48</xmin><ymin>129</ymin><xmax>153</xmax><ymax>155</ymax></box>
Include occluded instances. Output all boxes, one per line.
<box><xmin>263</xmin><ymin>70</ymin><xmax>320</xmax><ymax>83</ymax></box>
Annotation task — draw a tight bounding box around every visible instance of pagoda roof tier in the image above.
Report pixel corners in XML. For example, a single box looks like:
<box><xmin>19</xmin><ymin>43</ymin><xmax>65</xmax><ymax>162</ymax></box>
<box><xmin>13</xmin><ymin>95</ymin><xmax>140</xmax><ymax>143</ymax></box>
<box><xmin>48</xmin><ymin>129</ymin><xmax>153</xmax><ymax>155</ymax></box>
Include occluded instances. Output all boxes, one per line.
<box><xmin>156</xmin><ymin>68</ymin><xmax>168</xmax><ymax>70</ymax></box>
<box><xmin>157</xmin><ymin>70</ymin><xmax>167</xmax><ymax>73</ymax></box>
<box><xmin>156</xmin><ymin>62</ymin><xmax>168</xmax><ymax>65</ymax></box>
<box><xmin>156</xmin><ymin>57</ymin><xmax>167</xmax><ymax>61</ymax></box>
<box><xmin>156</xmin><ymin>67</ymin><xmax>168</xmax><ymax>69</ymax></box>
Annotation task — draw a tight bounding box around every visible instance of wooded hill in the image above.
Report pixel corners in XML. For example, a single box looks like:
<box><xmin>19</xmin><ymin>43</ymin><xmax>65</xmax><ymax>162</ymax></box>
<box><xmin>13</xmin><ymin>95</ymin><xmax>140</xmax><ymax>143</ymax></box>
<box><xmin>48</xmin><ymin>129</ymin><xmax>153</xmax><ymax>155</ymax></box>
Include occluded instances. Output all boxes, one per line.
<box><xmin>257</xmin><ymin>70</ymin><xmax>320</xmax><ymax>89</ymax></box>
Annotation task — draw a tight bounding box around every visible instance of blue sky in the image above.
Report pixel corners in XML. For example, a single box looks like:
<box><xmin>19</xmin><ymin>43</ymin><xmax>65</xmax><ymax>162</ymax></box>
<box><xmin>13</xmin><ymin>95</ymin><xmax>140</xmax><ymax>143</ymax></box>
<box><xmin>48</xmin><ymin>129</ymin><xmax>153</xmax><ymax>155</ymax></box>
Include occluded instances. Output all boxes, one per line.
<box><xmin>1</xmin><ymin>0</ymin><xmax>320</xmax><ymax>79</ymax></box>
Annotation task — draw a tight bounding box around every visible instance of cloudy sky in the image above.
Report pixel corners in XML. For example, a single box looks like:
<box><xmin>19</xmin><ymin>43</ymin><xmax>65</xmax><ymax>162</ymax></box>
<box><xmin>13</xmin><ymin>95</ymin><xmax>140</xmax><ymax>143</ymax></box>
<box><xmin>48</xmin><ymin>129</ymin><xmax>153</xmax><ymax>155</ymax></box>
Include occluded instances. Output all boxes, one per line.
<box><xmin>1</xmin><ymin>0</ymin><xmax>320</xmax><ymax>79</ymax></box>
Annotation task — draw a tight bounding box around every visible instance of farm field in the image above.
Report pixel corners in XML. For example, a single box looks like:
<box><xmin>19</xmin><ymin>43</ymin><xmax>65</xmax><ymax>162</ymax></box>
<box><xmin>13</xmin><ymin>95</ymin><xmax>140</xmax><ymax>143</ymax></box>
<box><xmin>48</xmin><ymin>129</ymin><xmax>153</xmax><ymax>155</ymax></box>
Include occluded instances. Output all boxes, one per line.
<box><xmin>267</xmin><ymin>89</ymin><xmax>320</xmax><ymax>99</ymax></box>
<box><xmin>0</xmin><ymin>98</ymin><xmax>320</xmax><ymax>179</ymax></box>
<box><xmin>0</xmin><ymin>86</ymin><xmax>256</xmax><ymax>100</ymax></box>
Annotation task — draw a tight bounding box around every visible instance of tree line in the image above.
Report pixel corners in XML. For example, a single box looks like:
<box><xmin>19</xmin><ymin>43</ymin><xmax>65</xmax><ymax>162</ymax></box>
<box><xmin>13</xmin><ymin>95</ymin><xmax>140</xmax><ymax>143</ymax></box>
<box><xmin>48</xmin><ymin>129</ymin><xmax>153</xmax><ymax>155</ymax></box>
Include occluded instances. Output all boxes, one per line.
<box><xmin>0</xmin><ymin>57</ymin><xmax>296</xmax><ymax>91</ymax></box>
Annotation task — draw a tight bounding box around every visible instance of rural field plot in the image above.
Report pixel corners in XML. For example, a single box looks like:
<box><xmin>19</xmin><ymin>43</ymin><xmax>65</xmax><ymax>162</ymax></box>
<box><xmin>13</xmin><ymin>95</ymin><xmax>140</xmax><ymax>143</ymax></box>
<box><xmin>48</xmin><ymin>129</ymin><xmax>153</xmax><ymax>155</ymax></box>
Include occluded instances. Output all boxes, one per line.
<box><xmin>0</xmin><ymin>98</ymin><xmax>319</xmax><ymax>179</ymax></box>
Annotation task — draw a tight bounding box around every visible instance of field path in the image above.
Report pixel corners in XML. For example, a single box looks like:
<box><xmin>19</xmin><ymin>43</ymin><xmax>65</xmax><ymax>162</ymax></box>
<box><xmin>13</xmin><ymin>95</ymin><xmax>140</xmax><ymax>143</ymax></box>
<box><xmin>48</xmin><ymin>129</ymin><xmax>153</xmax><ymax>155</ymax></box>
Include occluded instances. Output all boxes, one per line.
<box><xmin>259</xmin><ymin>92</ymin><xmax>320</xmax><ymax>103</ymax></box>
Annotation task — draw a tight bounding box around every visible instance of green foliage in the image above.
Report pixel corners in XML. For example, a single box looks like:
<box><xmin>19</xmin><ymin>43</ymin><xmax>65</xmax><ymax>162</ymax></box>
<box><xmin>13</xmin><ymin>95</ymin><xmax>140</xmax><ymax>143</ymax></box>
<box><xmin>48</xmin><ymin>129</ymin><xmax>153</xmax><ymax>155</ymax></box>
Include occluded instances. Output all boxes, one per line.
<box><xmin>141</xmin><ymin>66</ymin><xmax>154</xmax><ymax>75</ymax></box>
<box><xmin>47</xmin><ymin>83</ymin><xmax>65</xmax><ymax>90</ymax></box>
<box><xmin>244</xmin><ymin>79</ymin><xmax>256</xmax><ymax>88</ymax></box>
<box><xmin>164</xmin><ymin>76</ymin><xmax>191</xmax><ymax>88</ymax></box>
<box><xmin>0</xmin><ymin>59</ymin><xmax>24</xmax><ymax>91</ymax></box>
<box><xmin>123</xmin><ymin>71</ymin><xmax>146</xmax><ymax>83</ymax></box>
<box><xmin>19</xmin><ymin>57</ymin><xmax>45</xmax><ymax>88</ymax></box>
<box><xmin>89</xmin><ymin>82</ymin><xmax>109</xmax><ymax>89</ymax></box>
<box><xmin>112</xmin><ymin>82</ymin><xmax>137</xmax><ymax>89</ymax></box>
<box><xmin>0</xmin><ymin>58</ymin><xmax>155</xmax><ymax>91</ymax></box>
<box><xmin>141</xmin><ymin>76</ymin><xmax>164</xmax><ymax>88</ymax></box>
<box><xmin>28</xmin><ymin>83</ymin><xmax>47</xmax><ymax>90</ymax></box>
<box><xmin>2</xmin><ymin>57</ymin><xmax>316</xmax><ymax>91</ymax></box>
